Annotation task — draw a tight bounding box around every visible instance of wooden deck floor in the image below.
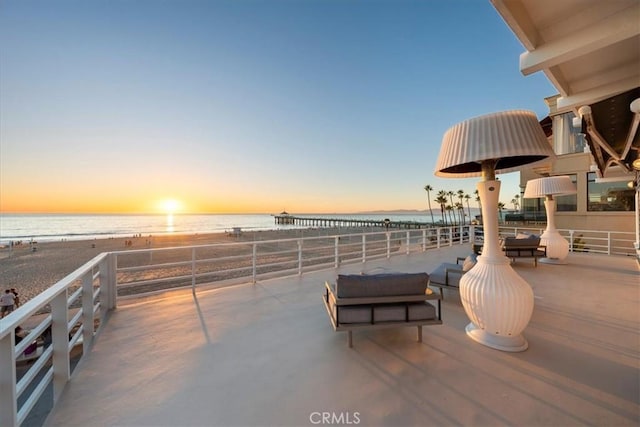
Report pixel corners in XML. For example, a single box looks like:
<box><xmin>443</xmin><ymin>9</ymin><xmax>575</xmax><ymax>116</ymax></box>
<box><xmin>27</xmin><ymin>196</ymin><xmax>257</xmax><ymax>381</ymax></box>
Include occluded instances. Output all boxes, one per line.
<box><xmin>44</xmin><ymin>247</ymin><xmax>639</xmax><ymax>426</ymax></box>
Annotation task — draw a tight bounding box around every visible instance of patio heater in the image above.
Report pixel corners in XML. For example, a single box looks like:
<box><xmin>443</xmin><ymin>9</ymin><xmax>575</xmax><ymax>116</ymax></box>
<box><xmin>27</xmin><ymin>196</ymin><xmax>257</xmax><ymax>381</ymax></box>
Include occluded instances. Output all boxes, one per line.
<box><xmin>523</xmin><ymin>176</ymin><xmax>577</xmax><ymax>264</ymax></box>
<box><xmin>435</xmin><ymin>110</ymin><xmax>555</xmax><ymax>352</ymax></box>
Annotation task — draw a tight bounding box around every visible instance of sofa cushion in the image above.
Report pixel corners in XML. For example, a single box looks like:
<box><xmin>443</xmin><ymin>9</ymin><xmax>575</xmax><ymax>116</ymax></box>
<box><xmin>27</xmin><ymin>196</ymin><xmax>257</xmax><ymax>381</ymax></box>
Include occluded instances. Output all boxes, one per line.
<box><xmin>504</xmin><ymin>236</ymin><xmax>541</xmax><ymax>248</ymax></box>
<box><xmin>462</xmin><ymin>253</ymin><xmax>477</xmax><ymax>272</ymax></box>
<box><xmin>374</xmin><ymin>304</ymin><xmax>406</xmax><ymax>322</ymax></box>
<box><xmin>336</xmin><ymin>273</ymin><xmax>428</xmax><ymax>298</ymax></box>
<box><xmin>337</xmin><ymin>306</ymin><xmax>371</xmax><ymax>324</ymax></box>
<box><xmin>408</xmin><ymin>302</ymin><xmax>436</xmax><ymax>321</ymax></box>
<box><xmin>373</xmin><ymin>303</ymin><xmax>435</xmax><ymax>322</ymax></box>
<box><xmin>429</xmin><ymin>263</ymin><xmax>463</xmax><ymax>287</ymax></box>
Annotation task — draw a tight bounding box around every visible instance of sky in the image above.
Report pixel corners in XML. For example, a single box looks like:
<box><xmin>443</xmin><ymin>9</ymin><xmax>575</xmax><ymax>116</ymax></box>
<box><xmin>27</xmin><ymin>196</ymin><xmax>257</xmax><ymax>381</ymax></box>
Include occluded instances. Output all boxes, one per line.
<box><xmin>0</xmin><ymin>0</ymin><xmax>557</xmax><ymax>215</ymax></box>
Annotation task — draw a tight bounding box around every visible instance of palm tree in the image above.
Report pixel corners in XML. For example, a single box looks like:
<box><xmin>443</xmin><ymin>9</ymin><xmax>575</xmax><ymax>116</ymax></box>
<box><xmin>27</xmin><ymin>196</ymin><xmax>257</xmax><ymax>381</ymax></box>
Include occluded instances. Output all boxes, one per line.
<box><xmin>445</xmin><ymin>205</ymin><xmax>455</xmax><ymax>226</ymax></box>
<box><xmin>455</xmin><ymin>202</ymin><xmax>465</xmax><ymax>225</ymax></box>
<box><xmin>457</xmin><ymin>190</ymin><xmax>465</xmax><ymax>224</ymax></box>
<box><xmin>424</xmin><ymin>185</ymin><xmax>435</xmax><ymax>225</ymax></box>
<box><xmin>464</xmin><ymin>194</ymin><xmax>472</xmax><ymax>222</ymax></box>
<box><xmin>447</xmin><ymin>190</ymin><xmax>455</xmax><ymax>209</ymax></box>
<box><xmin>514</xmin><ymin>194</ymin><xmax>520</xmax><ymax>212</ymax></box>
<box><xmin>436</xmin><ymin>192</ymin><xmax>448</xmax><ymax>226</ymax></box>
<box><xmin>511</xmin><ymin>198</ymin><xmax>517</xmax><ymax>210</ymax></box>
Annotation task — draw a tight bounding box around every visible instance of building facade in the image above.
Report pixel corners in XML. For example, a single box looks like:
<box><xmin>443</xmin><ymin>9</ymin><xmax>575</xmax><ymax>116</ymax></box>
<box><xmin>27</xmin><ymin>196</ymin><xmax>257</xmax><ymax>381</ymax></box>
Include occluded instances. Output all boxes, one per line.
<box><xmin>519</xmin><ymin>95</ymin><xmax>636</xmax><ymax>233</ymax></box>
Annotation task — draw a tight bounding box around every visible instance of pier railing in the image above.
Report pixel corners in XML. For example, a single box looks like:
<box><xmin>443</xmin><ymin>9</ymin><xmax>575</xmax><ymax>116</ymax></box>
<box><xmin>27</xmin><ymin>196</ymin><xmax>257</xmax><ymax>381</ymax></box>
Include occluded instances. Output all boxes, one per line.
<box><xmin>0</xmin><ymin>225</ymin><xmax>635</xmax><ymax>426</ymax></box>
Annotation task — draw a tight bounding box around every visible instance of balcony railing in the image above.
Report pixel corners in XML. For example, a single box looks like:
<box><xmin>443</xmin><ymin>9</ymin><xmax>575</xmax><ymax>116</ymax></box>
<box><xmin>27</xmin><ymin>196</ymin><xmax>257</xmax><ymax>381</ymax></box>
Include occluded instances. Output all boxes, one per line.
<box><xmin>0</xmin><ymin>225</ymin><xmax>634</xmax><ymax>426</ymax></box>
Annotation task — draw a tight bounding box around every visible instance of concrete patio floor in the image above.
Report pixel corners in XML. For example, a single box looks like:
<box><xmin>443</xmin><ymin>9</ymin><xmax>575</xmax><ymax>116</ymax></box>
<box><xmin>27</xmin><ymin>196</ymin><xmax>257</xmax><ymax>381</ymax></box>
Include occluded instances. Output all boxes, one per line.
<box><xmin>44</xmin><ymin>246</ymin><xmax>639</xmax><ymax>426</ymax></box>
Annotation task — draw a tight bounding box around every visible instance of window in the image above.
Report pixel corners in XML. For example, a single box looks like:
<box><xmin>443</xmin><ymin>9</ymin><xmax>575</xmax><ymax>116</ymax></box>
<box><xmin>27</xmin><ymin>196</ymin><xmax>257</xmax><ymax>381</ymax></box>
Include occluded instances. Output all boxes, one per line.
<box><xmin>556</xmin><ymin>174</ymin><xmax>577</xmax><ymax>211</ymax></box>
<box><xmin>587</xmin><ymin>172</ymin><xmax>635</xmax><ymax>211</ymax></box>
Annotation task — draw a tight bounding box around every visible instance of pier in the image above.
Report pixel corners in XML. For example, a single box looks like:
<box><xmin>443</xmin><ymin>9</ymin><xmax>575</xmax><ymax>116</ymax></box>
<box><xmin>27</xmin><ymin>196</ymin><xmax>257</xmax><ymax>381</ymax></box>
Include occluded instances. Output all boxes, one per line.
<box><xmin>273</xmin><ymin>214</ymin><xmax>432</xmax><ymax>229</ymax></box>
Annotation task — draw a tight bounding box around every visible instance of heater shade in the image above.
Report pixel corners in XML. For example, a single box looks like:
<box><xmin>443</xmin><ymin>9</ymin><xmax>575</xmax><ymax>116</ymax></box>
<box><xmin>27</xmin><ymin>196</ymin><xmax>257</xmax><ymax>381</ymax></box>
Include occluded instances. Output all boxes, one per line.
<box><xmin>435</xmin><ymin>110</ymin><xmax>555</xmax><ymax>177</ymax></box>
<box><xmin>523</xmin><ymin>176</ymin><xmax>577</xmax><ymax>198</ymax></box>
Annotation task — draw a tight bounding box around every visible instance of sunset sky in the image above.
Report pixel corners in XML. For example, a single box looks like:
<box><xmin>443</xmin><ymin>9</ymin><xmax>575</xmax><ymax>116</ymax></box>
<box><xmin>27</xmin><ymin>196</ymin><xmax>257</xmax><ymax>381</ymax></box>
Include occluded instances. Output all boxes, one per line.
<box><xmin>0</xmin><ymin>0</ymin><xmax>556</xmax><ymax>214</ymax></box>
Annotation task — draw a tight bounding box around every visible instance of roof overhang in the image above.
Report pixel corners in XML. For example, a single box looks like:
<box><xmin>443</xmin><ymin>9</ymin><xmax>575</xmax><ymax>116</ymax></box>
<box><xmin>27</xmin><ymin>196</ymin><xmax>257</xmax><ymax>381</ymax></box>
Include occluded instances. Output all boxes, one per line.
<box><xmin>491</xmin><ymin>0</ymin><xmax>640</xmax><ymax>176</ymax></box>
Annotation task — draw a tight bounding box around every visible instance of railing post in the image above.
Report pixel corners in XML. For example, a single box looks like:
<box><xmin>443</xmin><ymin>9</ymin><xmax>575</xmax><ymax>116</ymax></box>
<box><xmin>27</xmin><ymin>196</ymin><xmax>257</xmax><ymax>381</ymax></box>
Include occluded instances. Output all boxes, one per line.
<box><xmin>449</xmin><ymin>227</ymin><xmax>453</xmax><ymax>247</ymax></box>
<box><xmin>406</xmin><ymin>231</ymin><xmax>410</xmax><ymax>254</ymax></box>
<box><xmin>569</xmin><ymin>230</ymin><xmax>574</xmax><ymax>253</ymax></box>
<box><xmin>51</xmin><ymin>291</ymin><xmax>70</xmax><ymax>403</ymax></box>
<box><xmin>252</xmin><ymin>243</ymin><xmax>257</xmax><ymax>284</ymax></box>
<box><xmin>422</xmin><ymin>229</ymin><xmax>426</xmax><ymax>251</ymax></box>
<box><xmin>334</xmin><ymin>236</ymin><xmax>340</xmax><ymax>268</ymax></box>
<box><xmin>362</xmin><ymin>234</ymin><xmax>366</xmax><ymax>263</ymax></box>
<box><xmin>82</xmin><ymin>270</ymin><xmax>94</xmax><ymax>353</ymax></box>
<box><xmin>386</xmin><ymin>232</ymin><xmax>391</xmax><ymax>258</ymax></box>
<box><xmin>437</xmin><ymin>228</ymin><xmax>441</xmax><ymax>249</ymax></box>
<box><xmin>99</xmin><ymin>254</ymin><xmax>116</xmax><ymax>310</ymax></box>
<box><xmin>0</xmin><ymin>331</ymin><xmax>17</xmax><ymax>427</ymax></box>
<box><xmin>607</xmin><ymin>232</ymin><xmax>611</xmax><ymax>255</ymax></box>
<box><xmin>297</xmin><ymin>239</ymin><xmax>303</xmax><ymax>275</ymax></box>
<box><xmin>191</xmin><ymin>248</ymin><xmax>197</xmax><ymax>293</ymax></box>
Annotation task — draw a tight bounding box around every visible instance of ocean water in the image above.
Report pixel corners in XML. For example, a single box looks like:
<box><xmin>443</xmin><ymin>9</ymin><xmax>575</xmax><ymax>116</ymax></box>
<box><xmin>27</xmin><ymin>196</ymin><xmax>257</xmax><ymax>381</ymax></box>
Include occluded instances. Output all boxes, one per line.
<box><xmin>0</xmin><ymin>213</ymin><xmax>443</xmax><ymax>244</ymax></box>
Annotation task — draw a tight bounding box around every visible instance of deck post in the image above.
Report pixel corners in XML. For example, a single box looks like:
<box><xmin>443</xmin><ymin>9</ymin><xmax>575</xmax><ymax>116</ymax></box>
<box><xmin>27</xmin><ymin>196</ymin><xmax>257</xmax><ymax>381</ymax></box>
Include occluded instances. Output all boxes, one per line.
<box><xmin>191</xmin><ymin>248</ymin><xmax>197</xmax><ymax>293</ymax></box>
<box><xmin>252</xmin><ymin>243</ymin><xmax>257</xmax><ymax>283</ymax></box>
<box><xmin>99</xmin><ymin>254</ymin><xmax>116</xmax><ymax>310</ymax></box>
<box><xmin>0</xmin><ymin>331</ymin><xmax>17</xmax><ymax>427</ymax></box>
<box><xmin>51</xmin><ymin>291</ymin><xmax>70</xmax><ymax>403</ymax></box>
<box><xmin>82</xmin><ymin>270</ymin><xmax>94</xmax><ymax>353</ymax></box>
<box><xmin>386</xmin><ymin>232</ymin><xmax>391</xmax><ymax>258</ymax></box>
<box><xmin>297</xmin><ymin>239</ymin><xmax>303</xmax><ymax>275</ymax></box>
<box><xmin>334</xmin><ymin>236</ymin><xmax>340</xmax><ymax>268</ymax></box>
<box><xmin>362</xmin><ymin>234</ymin><xmax>366</xmax><ymax>263</ymax></box>
<box><xmin>406</xmin><ymin>231</ymin><xmax>410</xmax><ymax>254</ymax></box>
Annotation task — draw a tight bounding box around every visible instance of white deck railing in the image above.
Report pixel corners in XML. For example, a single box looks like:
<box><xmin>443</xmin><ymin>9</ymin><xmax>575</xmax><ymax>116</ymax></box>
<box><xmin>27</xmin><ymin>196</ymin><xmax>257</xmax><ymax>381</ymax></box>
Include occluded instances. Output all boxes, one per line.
<box><xmin>0</xmin><ymin>225</ymin><xmax>634</xmax><ymax>426</ymax></box>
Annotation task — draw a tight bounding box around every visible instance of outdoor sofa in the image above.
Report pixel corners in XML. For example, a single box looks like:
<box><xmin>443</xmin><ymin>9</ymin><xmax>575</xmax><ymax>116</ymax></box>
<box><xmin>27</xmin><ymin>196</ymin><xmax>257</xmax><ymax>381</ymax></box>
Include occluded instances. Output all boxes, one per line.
<box><xmin>323</xmin><ymin>272</ymin><xmax>442</xmax><ymax>347</ymax></box>
<box><xmin>502</xmin><ymin>235</ymin><xmax>546</xmax><ymax>266</ymax></box>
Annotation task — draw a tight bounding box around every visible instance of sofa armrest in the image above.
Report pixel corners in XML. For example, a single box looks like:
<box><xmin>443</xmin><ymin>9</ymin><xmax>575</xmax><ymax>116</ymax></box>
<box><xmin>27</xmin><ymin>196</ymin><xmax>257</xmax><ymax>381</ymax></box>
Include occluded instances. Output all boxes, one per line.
<box><xmin>325</xmin><ymin>281</ymin><xmax>338</xmax><ymax>305</ymax></box>
<box><xmin>456</xmin><ymin>257</ymin><xmax>465</xmax><ymax>264</ymax></box>
<box><xmin>444</xmin><ymin>267</ymin><xmax>464</xmax><ymax>285</ymax></box>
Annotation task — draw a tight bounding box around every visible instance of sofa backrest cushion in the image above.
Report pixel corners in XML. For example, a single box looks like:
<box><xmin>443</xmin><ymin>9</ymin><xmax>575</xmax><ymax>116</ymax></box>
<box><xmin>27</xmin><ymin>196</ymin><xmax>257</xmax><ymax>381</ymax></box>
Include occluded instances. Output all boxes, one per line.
<box><xmin>504</xmin><ymin>236</ymin><xmax>541</xmax><ymax>248</ymax></box>
<box><xmin>462</xmin><ymin>253</ymin><xmax>478</xmax><ymax>272</ymax></box>
<box><xmin>336</xmin><ymin>273</ymin><xmax>428</xmax><ymax>298</ymax></box>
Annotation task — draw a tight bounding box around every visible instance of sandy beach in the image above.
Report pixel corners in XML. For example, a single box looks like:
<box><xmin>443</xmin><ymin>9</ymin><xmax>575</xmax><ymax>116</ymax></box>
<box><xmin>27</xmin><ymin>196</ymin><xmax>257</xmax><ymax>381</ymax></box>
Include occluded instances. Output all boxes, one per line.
<box><xmin>0</xmin><ymin>227</ymin><xmax>381</xmax><ymax>306</ymax></box>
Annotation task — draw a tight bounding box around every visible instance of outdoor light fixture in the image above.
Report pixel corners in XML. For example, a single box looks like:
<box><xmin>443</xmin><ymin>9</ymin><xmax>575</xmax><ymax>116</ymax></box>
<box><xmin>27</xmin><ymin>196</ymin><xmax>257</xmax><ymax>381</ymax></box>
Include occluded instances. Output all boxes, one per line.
<box><xmin>435</xmin><ymin>110</ymin><xmax>555</xmax><ymax>352</ymax></box>
<box><xmin>524</xmin><ymin>176</ymin><xmax>577</xmax><ymax>264</ymax></box>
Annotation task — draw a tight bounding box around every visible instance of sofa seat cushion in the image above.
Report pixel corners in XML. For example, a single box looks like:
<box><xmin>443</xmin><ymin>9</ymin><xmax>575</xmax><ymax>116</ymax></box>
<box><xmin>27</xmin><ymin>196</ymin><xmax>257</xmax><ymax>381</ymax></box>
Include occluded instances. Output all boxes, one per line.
<box><xmin>373</xmin><ymin>302</ymin><xmax>436</xmax><ymax>322</ymax></box>
<box><xmin>336</xmin><ymin>306</ymin><xmax>371</xmax><ymax>324</ymax></box>
<box><xmin>336</xmin><ymin>302</ymin><xmax>437</xmax><ymax>324</ymax></box>
<box><xmin>429</xmin><ymin>263</ymin><xmax>463</xmax><ymax>287</ymax></box>
<box><xmin>336</xmin><ymin>273</ymin><xmax>428</xmax><ymax>298</ymax></box>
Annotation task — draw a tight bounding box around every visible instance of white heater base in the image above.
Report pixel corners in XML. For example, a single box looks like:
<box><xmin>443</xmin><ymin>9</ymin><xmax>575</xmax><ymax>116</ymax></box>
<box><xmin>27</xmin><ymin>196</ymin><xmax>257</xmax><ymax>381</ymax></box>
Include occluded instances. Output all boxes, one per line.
<box><xmin>539</xmin><ymin>257</ymin><xmax>568</xmax><ymax>265</ymax></box>
<box><xmin>465</xmin><ymin>323</ymin><xmax>528</xmax><ymax>352</ymax></box>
